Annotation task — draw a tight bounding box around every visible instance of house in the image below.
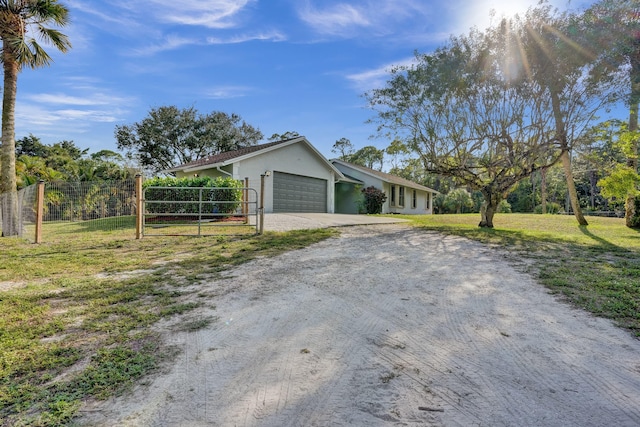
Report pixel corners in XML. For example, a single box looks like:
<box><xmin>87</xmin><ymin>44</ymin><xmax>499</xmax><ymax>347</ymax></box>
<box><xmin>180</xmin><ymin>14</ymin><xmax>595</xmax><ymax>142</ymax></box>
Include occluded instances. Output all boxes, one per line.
<box><xmin>331</xmin><ymin>159</ymin><xmax>437</xmax><ymax>215</ymax></box>
<box><xmin>165</xmin><ymin>136</ymin><xmax>436</xmax><ymax>215</ymax></box>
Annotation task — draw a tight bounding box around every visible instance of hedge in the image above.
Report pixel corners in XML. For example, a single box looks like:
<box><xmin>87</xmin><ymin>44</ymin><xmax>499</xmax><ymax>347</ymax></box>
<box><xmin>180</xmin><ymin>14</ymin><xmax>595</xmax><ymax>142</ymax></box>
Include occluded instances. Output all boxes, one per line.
<box><xmin>143</xmin><ymin>176</ymin><xmax>243</xmax><ymax>215</ymax></box>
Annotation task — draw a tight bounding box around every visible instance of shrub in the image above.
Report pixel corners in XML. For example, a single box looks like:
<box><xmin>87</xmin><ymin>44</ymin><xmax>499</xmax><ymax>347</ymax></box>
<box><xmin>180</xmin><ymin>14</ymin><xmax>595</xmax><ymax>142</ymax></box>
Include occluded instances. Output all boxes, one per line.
<box><xmin>498</xmin><ymin>199</ymin><xmax>512</xmax><ymax>213</ymax></box>
<box><xmin>534</xmin><ymin>202</ymin><xmax>561</xmax><ymax>214</ymax></box>
<box><xmin>143</xmin><ymin>176</ymin><xmax>243</xmax><ymax>215</ymax></box>
<box><xmin>443</xmin><ymin>188</ymin><xmax>473</xmax><ymax>214</ymax></box>
<box><xmin>361</xmin><ymin>186</ymin><xmax>387</xmax><ymax>214</ymax></box>
<box><xmin>631</xmin><ymin>198</ymin><xmax>640</xmax><ymax>228</ymax></box>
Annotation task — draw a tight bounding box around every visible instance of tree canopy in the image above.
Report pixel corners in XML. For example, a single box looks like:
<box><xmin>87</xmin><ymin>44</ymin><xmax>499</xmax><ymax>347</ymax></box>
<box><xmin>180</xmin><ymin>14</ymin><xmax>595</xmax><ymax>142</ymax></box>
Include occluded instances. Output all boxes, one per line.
<box><xmin>115</xmin><ymin>106</ymin><xmax>263</xmax><ymax>174</ymax></box>
<box><xmin>367</xmin><ymin>3</ymin><xmax>623</xmax><ymax>227</ymax></box>
<box><xmin>368</xmin><ymin>24</ymin><xmax>560</xmax><ymax>227</ymax></box>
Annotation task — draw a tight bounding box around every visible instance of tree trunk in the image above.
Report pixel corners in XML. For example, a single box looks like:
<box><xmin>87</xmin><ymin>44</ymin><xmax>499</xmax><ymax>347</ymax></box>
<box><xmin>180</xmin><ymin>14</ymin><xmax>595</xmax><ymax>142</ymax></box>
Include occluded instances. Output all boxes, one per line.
<box><xmin>541</xmin><ymin>167</ymin><xmax>548</xmax><ymax>214</ymax></box>
<box><xmin>1</xmin><ymin>44</ymin><xmax>20</xmax><ymax>236</ymax></box>
<box><xmin>479</xmin><ymin>190</ymin><xmax>500</xmax><ymax>228</ymax></box>
<box><xmin>549</xmin><ymin>89</ymin><xmax>588</xmax><ymax>226</ymax></box>
<box><xmin>589</xmin><ymin>169</ymin><xmax>597</xmax><ymax>210</ymax></box>
<box><xmin>625</xmin><ymin>34</ymin><xmax>640</xmax><ymax>228</ymax></box>
<box><xmin>560</xmin><ymin>150</ymin><xmax>588</xmax><ymax>225</ymax></box>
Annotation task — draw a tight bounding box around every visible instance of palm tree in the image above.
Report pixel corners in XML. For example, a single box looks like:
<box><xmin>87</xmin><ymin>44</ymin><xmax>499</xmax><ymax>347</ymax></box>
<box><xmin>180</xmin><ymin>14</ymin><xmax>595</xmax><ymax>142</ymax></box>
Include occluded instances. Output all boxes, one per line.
<box><xmin>0</xmin><ymin>0</ymin><xmax>71</xmax><ymax>236</ymax></box>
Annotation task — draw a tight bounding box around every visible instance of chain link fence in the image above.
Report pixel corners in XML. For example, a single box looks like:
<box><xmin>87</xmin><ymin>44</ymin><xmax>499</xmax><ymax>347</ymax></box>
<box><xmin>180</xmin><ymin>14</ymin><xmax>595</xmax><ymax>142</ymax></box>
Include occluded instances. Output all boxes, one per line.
<box><xmin>0</xmin><ymin>186</ymin><xmax>38</xmax><ymax>239</ymax></box>
<box><xmin>1</xmin><ymin>179</ymin><xmax>137</xmax><ymax>242</ymax></box>
<box><xmin>1</xmin><ymin>178</ymin><xmax>264</xmax><ymax>242</ymax></box>
<box><xmin>44</xmin><ymin>180</ymin><xmax>137</xmax><ymax>224</ymax></box>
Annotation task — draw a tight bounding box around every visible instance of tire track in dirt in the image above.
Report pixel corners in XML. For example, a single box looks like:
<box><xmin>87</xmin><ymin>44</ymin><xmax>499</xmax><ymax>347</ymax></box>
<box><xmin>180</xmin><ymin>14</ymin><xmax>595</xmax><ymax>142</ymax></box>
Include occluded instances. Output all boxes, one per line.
<box><xmin>78</xmin><ymin>225</ymin><xmax>640</xmax><ymax>427</ymax></box>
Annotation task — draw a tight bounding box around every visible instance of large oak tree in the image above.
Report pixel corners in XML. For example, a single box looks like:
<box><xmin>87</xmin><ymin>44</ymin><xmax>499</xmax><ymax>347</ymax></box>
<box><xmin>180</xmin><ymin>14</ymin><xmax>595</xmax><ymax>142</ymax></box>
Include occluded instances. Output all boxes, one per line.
<box><xmin>368</xmin><ymin>27</ymin><xmax>560</xmax><ymax>227</ymax></box>
<box><xmin>115</xmin><ymin>106</ymin><xmax>263</xmax><ymax>174</ymax></box>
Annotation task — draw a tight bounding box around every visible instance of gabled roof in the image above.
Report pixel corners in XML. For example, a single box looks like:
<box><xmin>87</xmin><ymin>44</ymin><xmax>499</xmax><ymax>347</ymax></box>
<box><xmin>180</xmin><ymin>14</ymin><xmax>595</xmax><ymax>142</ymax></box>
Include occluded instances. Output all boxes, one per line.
<box><xmin>331</xmin><ymin>159</ymin><xmax>438</xmax><ymax>194</ymax></box>
<box><xmin>164</xmin><ymin>138</ymin><xmax>292</xmax><ymax>173</ymax></box>
<box><xmin>165</xmin><ymin>136</ymin><xmax>346</xmax><ymax>179</ymax></box>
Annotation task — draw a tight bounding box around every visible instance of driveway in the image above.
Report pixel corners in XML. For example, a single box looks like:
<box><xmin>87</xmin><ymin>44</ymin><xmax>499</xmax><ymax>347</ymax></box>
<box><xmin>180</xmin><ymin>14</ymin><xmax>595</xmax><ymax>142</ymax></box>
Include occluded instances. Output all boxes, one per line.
<box><xmin>257</xmin><ymin>213</ymin><xmax>410</xmax><ymax>232</ymax></box>
<box><xmin>80</xmin><ymin>224</ymin><xmax>640</xmax><ymax>426</ymax></box>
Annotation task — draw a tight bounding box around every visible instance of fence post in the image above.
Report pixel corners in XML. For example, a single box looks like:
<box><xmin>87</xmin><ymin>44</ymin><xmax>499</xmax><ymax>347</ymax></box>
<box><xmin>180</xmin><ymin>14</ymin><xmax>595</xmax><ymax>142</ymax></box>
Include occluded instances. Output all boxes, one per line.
<box><xmin>34</xmin><ymin>181</ymin><xmax>45</xmax><ymax>244</ymax></box>
<box><xmin>259</xmin><ymin>173</ymin><xmax>265</xmax><ymax>234</ymax></box>
<box><xmin>244</xmin><ymin>177</ymin><xmax>249</xmax><ymax>224</ymax></box>
<box><xmin>135</xmin><ymin>175</ymin><xmax>143</xmax><ymax>239</ymax></box>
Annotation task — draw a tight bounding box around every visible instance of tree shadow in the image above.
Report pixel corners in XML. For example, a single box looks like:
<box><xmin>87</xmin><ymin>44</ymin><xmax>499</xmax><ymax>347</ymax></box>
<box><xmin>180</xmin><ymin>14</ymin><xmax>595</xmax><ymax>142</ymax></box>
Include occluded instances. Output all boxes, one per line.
<box><xmin>578</xmin><ymin>225</ymin><xmax>623</xmax><ymax>251</ymax></box>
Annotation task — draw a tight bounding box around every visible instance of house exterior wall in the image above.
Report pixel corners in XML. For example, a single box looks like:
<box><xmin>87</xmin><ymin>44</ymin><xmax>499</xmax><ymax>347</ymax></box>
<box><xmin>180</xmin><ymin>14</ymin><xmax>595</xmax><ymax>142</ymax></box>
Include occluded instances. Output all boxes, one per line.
<box><xmin>387</xmin><ymin>184</ymin><xmax>432</xmax><ymax>215</ymax></box>
<box><xmin>176</xmin><ymin>164</ymin><xmax>233</xmax><ymax>179</ymax></box>
<box><xmin>234</xmin><ymin>143</ymin><xmax>335</xmax><ymax>213</ymax></box>
<box><xmin>335</xmin><ymin>182</ymin><xmax>361</xmax><ymax>214</ymax></box>
<box><xmin>333</xmin><ymin>162</ymin><xmax>433</xmax><ymax>215</ymax></box>
<box><xmin>178</xmin><ymin>142</ymin><xmax>336</xmax><ymax>213</ymax></box>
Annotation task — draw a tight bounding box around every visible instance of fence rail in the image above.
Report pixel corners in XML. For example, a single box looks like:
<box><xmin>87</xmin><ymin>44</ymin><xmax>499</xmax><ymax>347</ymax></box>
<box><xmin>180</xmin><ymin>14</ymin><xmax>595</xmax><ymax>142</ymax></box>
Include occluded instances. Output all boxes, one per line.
<box><xmin>1</xmin><ymin>177</ymin><xmax>263</xmax><ymax>242</ymax></box>
<box><xmin>143</xmin><ymin>186</ymin><xmax>259</xmax><ymax>236</ymax></box>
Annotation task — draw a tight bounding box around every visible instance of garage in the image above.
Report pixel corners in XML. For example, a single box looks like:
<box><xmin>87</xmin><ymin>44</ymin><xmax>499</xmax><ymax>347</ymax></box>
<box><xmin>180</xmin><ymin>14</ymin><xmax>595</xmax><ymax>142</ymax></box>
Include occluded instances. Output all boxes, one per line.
<box><xmin>273</xmin><ymin>172</ymin><xmax>327</xmax><ymax>213</ymax></box>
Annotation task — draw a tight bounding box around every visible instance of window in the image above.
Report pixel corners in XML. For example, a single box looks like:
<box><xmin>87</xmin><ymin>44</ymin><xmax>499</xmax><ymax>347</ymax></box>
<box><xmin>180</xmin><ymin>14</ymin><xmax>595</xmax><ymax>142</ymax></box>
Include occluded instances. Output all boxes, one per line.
<box><xmin>398</xmin><ymin>186</ymin><xmax>405</xmax><ymax>207</ymax></box>
<box><xmin>412</xmin><ymin>189</ymin><xmax>417</xmax><ymax>209</ymax></box>
<box><xmin>390</xmin><ymin>185</ymin><xmax>396</xmax><ymax>206</ymax></box>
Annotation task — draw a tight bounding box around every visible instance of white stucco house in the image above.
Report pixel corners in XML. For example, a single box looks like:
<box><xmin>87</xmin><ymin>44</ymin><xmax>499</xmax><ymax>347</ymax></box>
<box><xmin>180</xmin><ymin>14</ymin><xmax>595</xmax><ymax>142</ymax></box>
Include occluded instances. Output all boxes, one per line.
<box><xmin>164</xmin><ymin>136</ymin><xmax>437</xmax><ymax>215</ymax></box>
<box><xmin>331</xmin><ymin>159</ymin><xmax>437</xmax><ymax>215</ymax></box>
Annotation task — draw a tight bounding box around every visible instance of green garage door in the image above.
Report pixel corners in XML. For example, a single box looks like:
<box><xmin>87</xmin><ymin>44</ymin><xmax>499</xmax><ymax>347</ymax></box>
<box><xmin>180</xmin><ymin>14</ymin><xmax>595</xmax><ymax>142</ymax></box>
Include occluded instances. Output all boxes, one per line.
<box><xmin>273</xmin><ymin>172</ymin><xmax>327</xmax><ymax>213</ymax></box>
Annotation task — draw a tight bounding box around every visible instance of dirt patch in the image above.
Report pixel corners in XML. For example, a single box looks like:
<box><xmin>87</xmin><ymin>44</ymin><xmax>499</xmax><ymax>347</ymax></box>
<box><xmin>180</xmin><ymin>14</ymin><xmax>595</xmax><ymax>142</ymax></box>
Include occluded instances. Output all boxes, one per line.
<box><xmin>78</xmin><ymin>225</ymin><xmax>640</xmax><ymax>426</ymax></box>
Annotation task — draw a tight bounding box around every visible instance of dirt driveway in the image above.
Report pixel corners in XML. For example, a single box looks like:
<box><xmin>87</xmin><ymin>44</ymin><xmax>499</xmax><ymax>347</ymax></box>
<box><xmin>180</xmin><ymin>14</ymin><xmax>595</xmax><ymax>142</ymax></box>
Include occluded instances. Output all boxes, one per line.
<box><xmin>80</xmin><ymin>224</ymin><xmax>640</xmax><ymax>426</ymax></box>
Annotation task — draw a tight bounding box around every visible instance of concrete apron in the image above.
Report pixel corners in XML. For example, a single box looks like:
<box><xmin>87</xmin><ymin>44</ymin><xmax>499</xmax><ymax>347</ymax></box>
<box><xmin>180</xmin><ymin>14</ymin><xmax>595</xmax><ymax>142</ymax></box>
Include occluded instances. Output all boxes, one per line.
<box><xmin>257</xmin><ymin>213</ymin><xmax>409</xmax><ymax>232</ymax></box>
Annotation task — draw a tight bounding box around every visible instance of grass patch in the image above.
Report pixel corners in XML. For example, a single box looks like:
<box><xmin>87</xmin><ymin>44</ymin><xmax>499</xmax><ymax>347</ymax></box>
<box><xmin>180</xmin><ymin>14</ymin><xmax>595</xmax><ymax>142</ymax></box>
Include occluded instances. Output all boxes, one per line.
<box><xmin>0</xmin><ymin>221</ymin><xmax>336</xmax><ymax>425</ymax></box>
<box><xmin>402</xmin><ymin>213</ymin><xmax>640</xmax><ymax>335</ymax></box>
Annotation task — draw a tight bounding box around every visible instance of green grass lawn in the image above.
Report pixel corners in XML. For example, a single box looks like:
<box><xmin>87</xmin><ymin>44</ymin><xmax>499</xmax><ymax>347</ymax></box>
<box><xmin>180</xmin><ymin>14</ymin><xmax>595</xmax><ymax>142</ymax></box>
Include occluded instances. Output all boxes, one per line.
<box><xmin>402</xmin><ymin>213</ymin><xmax>640</xmax><ymax>337</ymax></box>
<box><xmin>0</xmin><ymin>220</ymin><xmax>336</xmax><ymax>426</ymax></box>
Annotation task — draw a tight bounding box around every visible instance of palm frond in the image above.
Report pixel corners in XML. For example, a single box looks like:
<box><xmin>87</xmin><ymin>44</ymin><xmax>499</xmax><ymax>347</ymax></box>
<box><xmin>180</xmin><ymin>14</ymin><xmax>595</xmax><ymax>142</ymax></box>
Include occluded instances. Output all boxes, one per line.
<box><xmin>36</xmin><ymin>26</ymin><xmax>71</xmax><ymax>52</ymax></box>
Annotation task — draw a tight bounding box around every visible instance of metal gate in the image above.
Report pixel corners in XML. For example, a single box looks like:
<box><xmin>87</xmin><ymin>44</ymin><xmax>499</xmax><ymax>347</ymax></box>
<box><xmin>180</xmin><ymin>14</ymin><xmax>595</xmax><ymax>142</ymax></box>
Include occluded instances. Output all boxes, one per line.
<box><xmin>142</xmin><ymin>186</ymin><xmax>258</xmax><ymax>236</ymax></box>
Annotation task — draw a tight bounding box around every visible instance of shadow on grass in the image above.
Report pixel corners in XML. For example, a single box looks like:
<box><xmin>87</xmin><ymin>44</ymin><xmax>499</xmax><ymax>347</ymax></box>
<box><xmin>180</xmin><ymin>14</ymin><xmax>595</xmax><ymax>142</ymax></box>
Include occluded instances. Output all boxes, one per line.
<box><xmin>578</xmin><ymin>225</ymin><xmax>623</xmax><ymax>251</ymax></box>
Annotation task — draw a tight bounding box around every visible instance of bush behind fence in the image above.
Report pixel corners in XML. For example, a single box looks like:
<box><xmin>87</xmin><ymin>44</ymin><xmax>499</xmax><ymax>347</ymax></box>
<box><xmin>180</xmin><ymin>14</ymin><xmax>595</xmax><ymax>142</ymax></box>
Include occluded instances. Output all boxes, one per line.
<box><xmin>44</xmin><ymin>180</ymin><xmax>137</xmax><ymax>223</ymax></box>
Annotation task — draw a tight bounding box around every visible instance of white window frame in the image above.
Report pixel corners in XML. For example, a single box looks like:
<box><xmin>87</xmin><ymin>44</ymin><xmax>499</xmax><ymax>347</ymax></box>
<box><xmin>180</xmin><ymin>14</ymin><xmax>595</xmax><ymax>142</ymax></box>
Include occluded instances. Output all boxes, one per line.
<box><xmin>411</xmin><ymin>189</ymin><xmax>417</xmax><ymax>209</ymax></box>
<box><xmin>398</xmin><ymin>186</ymin><xmax>405</xmax><ymax>208</ymax></box>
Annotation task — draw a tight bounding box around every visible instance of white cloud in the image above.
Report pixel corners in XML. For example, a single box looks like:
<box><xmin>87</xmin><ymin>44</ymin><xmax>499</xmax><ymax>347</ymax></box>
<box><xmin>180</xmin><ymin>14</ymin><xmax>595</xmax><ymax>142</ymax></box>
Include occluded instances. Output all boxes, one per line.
<box><xmin>345</xmin><ymin>57</ymin><xmax>416</xmax><ymax>91</ymax></box>
<box><xmin>25</xmin><ymin>93</ymin><xmax>132</xmax><ymax>106</ymax></box>
<box><xmin>15</xmin><ymin>81</ymin><xmax>134</xmax><ymax>139</ymax></box>
<box><xmin>132</xmin><ymin>30</ymin><xmax>285</xmax><ymax>56</ymax></box>
<box><xmin>206</xmin><ymin>30</ymin><xmax>287</xmax><ymax>44</ymax></box>
<box><xmin>298</xmin><ymin>0</ymin><xmax>433</xmax><ymax>38</ymax></box>
<box><xmin>147</xmin><ymin>0</ymin><xmax>255</xmax><ymax>29</ymax></box>
<box><xmin>299</xmin><ymin>2</ymin><xmax>370</xmax><ymax>36</ymax></box>
<box><xmin>130</xmin><ymin>35</ymin><xmax>201</xmax><ymax>56</ymax></box>
<box><xmin>205</xmin><ymin>85</ymin><xmax>254</xmax><ymax>99</ymax></box>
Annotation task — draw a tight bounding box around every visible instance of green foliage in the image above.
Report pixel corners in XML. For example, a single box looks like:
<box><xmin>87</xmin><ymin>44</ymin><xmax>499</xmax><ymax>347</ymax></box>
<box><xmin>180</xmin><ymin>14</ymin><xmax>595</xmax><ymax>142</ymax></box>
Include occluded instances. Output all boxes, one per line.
<box><xmin>14</xmin><ymin>136</ymin><xmax>135</xmax><ymax>188</ymax></box>
<box><xmin>534</xmin><ymin>202</ymin><xmax>562</xmax><ymax>214</ymax></box>
<box><xmin>366</xmin><ymin>15</ymin><xmax>567</xmax><ymax>227</ymax></box>
<box><xmin>498</xmin><ymin>199</ymin><xmax>512</xmax><ymax>213</ymax></box>
<box><xmin>143</xmin><ymin>176</ymin><xmax>243</xmax><ymax>215</ymax></box>
<box><xmin>361</xmin><ymin>186</ymin><xmax>387</xmax><ymax>214</ymax></box>
<box><xmin>443</xmin><ymin>188</ymin><xmax>474</xmax><ymax>214</ymax></box>
<box><xmin>598</xmin><ymin>164</ymin><xmax>640</xmax><ymax>200</ymax></box>
<box><xmin>331</xmin><ymin>137</ymin><xmax>355</xmax><ymax>160</ymax></box>
<box><xmin>268</xmin><ymin>131</ymin><xmax>300</xmax><ymax>141</ymax></box>
<box><xmin>631</xmin><ymin>198</ymin><xmax>640</xmax><ymax>228</ymax></box>
<box><xmin>115</xmin><ymin>106</ymin><xmax>263</xmax><ymax>174</ymax></box>
<box><xmin>348</xmin><ymin>146</ymin><xmax>385</xmax><ymax>170</ymax></box>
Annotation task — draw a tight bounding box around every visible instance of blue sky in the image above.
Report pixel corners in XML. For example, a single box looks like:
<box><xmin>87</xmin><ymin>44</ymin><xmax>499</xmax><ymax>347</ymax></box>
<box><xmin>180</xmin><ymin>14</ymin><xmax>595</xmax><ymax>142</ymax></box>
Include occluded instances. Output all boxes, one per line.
<box><xmin>16</xmin><ymin>0</ymin><xmax>599</xmax><ymax>161</ymax></box>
